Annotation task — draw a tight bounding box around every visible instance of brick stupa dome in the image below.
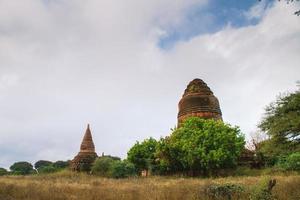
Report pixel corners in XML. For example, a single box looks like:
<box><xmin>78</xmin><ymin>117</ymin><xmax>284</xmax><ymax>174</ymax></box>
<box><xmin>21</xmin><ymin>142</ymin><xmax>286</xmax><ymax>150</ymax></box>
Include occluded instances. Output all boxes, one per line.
<box><xmin>177</xmin><ymin>79</ymin><xmax>222</xmax><ymax>125</ymax></box>
<box><xmin>71</xmin><ymin>124</ymin><xmax>98</xmax><ymax>171</ymax></box>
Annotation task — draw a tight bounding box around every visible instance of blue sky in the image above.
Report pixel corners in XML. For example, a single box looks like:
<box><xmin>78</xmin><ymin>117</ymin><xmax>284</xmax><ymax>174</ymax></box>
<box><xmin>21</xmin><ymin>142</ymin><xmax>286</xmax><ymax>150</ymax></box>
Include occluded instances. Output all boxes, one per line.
<box><xmin>159</xmin><ymin>0</ymin><xmax>273</xmax><ymax>49</ymax></box>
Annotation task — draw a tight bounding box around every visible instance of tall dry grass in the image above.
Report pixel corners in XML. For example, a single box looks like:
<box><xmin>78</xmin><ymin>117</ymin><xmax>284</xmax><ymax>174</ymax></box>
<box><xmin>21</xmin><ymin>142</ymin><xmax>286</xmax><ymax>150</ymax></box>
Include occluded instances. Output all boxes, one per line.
<box><xmin>0</xmin><ymin>171</ymin><xmax>299</xmax><ymax>200</ymax></box>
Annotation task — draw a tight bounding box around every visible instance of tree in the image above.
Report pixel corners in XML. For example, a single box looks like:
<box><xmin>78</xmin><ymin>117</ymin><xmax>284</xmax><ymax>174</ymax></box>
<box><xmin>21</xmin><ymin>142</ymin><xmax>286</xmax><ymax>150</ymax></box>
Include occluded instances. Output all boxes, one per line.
<box><xmin>34</xmin><ymin>160</ymin><xmax>53</xmax><ymax>170</ymax></box>
<box><xmin>157</xmin><ymin>117</ymin><xmax>245</xmax><ymax>176</ymax></box>
<box><xmin>0</xmin><ymin>168</ymin><xmax>7</xmax><ymax>176</ymax></box>
<box><xmin>258</xmin><ymin>89</ymin><xmax>300</xmax><ymax>155</ymax></box>
<box><xmin>91</xmin><ymin>156</ymin><xmax>120</xmax><ymax>176</ymax></box>
<box><xmin>10</xmin><ymin>162</ymin><xmax>34</xmax><ymax>175</ymax></box>
<box><xmin>110</xmin><ymin>160</ymin><xmax>137</xmax><ymax>178</ymax></box>
<box><xmin>127</xmin><ymin>137</ymin><xmax>158</xmax><ymax>173</ymax></box>
<box><xmin>38</xmin><ymin>165</ymin><xmax>58</xmax><ymax>174</ymax></box>
<box><xmin>53</xmin><ymin>160</ymin><xmax>70</xmax><ymax>169</ymax></box>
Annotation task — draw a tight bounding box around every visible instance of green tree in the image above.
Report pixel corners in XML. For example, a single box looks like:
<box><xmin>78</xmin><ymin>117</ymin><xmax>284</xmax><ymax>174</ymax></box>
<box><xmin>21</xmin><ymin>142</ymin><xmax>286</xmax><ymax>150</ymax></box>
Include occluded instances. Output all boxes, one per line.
<box><xmin>53</xmin><ymin>160</ymin><xmax>70</xmax><ymax>169</ymax></box>
<box><xmin>0</xmin><ymin>168</ymin><xmax>7</xmax><ymax>176</ymax></box>
<box><xmin>127</xmin><ymin>137</ymin><xmax>158</xmax><ymax>173</ymax></box>
<box><xmin>10</xmin><ymin>161</ymin><xmax>34</xmax><ymax>175</ymax></box>
<box><xmin>259</xmin><ymin>89</ymin><xmax>300</xmax><ymax>155</ymax></box>
<box><xmin>110</xmin><ymin>160</ymin><xmax>137</xmax><ymax>178</ymax></box>
<box><xmin>38</xmin><ymin>165</ymin><xmax>58</xmax><ymax>174</ymax></box>
<box><xmin>91</xmin><ymin>156</ymin><xmax>120</xmax><ymax>176</ymax></box>
<box><xmin>34</xmin><ymin>160</ymin><xmax>53</xmax><ymax>170</ymax></box>
<box><xmin>157</xmin><ymin>117</ymin><xmax>245</xmax><ymax>176</ymax></box>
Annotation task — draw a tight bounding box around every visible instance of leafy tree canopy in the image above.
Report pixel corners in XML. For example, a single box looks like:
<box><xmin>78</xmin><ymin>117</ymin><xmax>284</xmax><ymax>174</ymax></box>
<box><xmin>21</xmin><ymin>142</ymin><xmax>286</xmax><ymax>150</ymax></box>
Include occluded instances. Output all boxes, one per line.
<box><xmin>0</xmin><ymin>168</ymin><xmax>7</xmax><ymax>176</ymax></box>
<box><xmin>259</xmin><ymin>89</ymin><xmax>300</xmax><ymax>154</ymax></box>
<box><xmin>10</xmin><ymin>161</ymin><xmax>34</xmax><ymax>175</ymax></box>
<box><xmin>53</xmin><ymin>160</ymin><xmax>70</xmax><ymax>169</ymax></box>
<box><xmin>91</xmin><ymin>156</ymin><xmax>119</xmax><ymax>176</ymax></box>
<box><xmin>109</xmin><ymin>160</ymin><xmax>136</xmax><ymax>178</ymax></box>
<box><xmin>34</xmin><ymin>160</ymin><xmax>53</xmax><ymax>170</ymax></box>
<box><xmin>127</xmin><ymin>137</ymin><xmax>158</xmax><ymax>173</ymax></box>
<box><xmin>157</xmin><ymin>118</ymin><xmax>245</xmax><ymax>175</ymax></box>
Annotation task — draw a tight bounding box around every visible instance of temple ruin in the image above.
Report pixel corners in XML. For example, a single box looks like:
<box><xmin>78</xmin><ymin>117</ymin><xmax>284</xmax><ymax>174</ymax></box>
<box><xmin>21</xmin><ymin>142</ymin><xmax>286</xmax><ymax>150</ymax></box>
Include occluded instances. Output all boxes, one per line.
<box><xmin>178</xmin><ymin>78</ymin><xmax>222</xmax><ymax>125</ymax></box>
<box><xmin>71</xmin><ymin>124</ymin><xmax>98</xmax><ymax>171</ymax></box>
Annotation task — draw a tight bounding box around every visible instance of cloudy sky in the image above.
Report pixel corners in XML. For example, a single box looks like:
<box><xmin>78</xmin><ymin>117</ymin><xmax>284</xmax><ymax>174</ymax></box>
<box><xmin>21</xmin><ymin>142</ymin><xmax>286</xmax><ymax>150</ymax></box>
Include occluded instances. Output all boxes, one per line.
<box><xmin>0</xmin><ymin>0</ymin><xmax>299</xmax><ymax>169</ymax></box>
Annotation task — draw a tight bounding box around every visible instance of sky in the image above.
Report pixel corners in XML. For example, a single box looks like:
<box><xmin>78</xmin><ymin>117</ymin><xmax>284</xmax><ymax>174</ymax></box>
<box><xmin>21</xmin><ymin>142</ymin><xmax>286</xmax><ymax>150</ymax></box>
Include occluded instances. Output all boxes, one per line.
<box><xmin>0</xmin><ymin>0</ymin><xmax>299</xmax><ymax>169</ymax></box>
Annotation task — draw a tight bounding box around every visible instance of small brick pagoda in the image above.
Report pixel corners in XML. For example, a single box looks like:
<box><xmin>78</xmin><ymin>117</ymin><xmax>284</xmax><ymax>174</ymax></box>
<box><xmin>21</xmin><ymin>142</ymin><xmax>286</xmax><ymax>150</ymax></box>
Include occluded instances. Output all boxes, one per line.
<box><xmin>71</xmin><ymin>124</ymin><xmax>98</xmax><ymax>171</ymax></box>
<box><xmin>178</xmin><ymin>78</ymin><xmax>222</xmax><ymax>125</ymax></box>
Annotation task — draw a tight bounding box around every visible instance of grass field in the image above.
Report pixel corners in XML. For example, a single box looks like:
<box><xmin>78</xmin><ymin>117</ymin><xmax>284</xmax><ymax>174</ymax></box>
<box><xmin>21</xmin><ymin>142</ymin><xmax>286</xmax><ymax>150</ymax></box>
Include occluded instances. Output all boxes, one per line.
<box><xmin>0</xmin><ymin>171</ymin><xmax>299</xmax><ymax>200</ymax></box>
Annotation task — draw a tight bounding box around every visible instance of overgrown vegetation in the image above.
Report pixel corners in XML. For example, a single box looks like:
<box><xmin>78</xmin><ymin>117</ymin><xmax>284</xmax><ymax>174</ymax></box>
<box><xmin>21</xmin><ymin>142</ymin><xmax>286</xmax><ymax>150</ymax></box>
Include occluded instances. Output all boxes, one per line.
<box><xmin>0</xmin><ymin>172</ymin><xmax>299</xmax><ymax>200</ymax></box>
<box><xmin>127</xmin><ymin>118</ymin><xmax>245</xmax><ymax>176</ymax></box>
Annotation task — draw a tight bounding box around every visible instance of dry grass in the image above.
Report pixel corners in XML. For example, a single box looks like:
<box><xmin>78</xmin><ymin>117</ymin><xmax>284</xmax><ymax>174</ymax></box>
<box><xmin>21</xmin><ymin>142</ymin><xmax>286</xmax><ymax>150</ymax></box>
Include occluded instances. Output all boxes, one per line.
<box><xmin>0</xmin><ymin>171</ymin><xmax>299</xmax><ymax>200</ymax></box>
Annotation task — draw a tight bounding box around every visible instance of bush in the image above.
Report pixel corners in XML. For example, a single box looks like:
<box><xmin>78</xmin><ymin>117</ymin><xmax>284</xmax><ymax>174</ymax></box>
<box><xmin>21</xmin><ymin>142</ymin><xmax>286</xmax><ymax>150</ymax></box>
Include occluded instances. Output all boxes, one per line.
<box><xmin>206</xmin><ymin>183</ymin><xmax>244</xmax><ymax>200</ymax></box>
<box><xmin>91</xmin><ymin>156</ymin><xmax>119</xmax><ymax>176</ymax></box>
<box><xmin>285</xmin><ymin>152</ymin><xmax>300</xmax><ymax>170</ymax></box>
<box><xmin>250</xmin><ymin>177</ymin><xmax>276</xmax><ymax>200</ymax></box>
<box><xmin>34</xmin><ymin>160</ymin><xmax>53</xmax><ymax>170</ymax></box>
<box><xmin>53</xmin><ymin>160</ymin><xmax>70</xmax><ymax>169</ymax></box>
<box><xmin>157</xmin><ymin>117</ymin><xmax>245</xmax><ymax>176</ymax></box>
<box><xmin>38</xmin><ymin>165</ymin><xmax>58</xmax><ymax>174</ymax></box>
<box><xmin>127</xmin><ymin>137</ymin><xmax>158</xmax><ymax>173</ymax></box>
<box><xmin>110</xmin><ymin>160</ymin><xmax>136</xmax><ymax>178</ymax></box>
<box><xmin>0</xmin><ymin>168</ymin><xmax>7</xmax><ymax>176</ymax></box>
<box><xmin>10</xmin><ymin>161</ymin><xmax>34</xmax><ymax>175</ymax></box>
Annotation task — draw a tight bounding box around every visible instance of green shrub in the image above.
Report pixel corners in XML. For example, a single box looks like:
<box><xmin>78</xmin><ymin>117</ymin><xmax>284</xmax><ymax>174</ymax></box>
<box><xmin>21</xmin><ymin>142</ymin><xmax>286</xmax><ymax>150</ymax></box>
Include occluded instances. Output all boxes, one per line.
<box><xmin>38</xmin><ymin>165</ymin><xmax>58</xmax><ymax>174</ymax></box>
<box><xmin>285</xmin><ymin>152</ymin><xmax>300</xmax><ymax>170</ymax></box>
<box><xmin>127</xmin><ymin>137</ymin><xmax>158</xmax><ymax>173</ymax></box>
<box><xmin>53</xmin><ymin>160</ymin><xmax>70</xmax><ymax>169</ymax></box>
<box><xmin>10</xmin><ymin>161</ymin><xmax>34</xmax><ymax>175</ymax></box>
<box><xmin>0</xmin><ymin>168</ymin><xmax>7</xmax><ymax>176</ymax></box>
<box><xmin>206</xmin><ymin>183</ymin><xmax>244</xmax><ymax>200</ymax></box>
<box><xmin>34</xmin><ymin>160</ymin><xmax>53</xmax><ymax>170</ymax></box>
<box><xmin>250</xmin><ymin>177</ymin><xmax>276</xmax><ymax>200</ymax></box>
<box><xmin>110</xmin><ymin>160</ymin><xmax>136</xmax><ymax>178</ymax></box>
<box><xmin>157</xmin><ymin>117</ymin><xmax>245</xmax><ymax>176</ymax></box>
<box><xmin>276</xmin><ymin>152</ymin><xmax>300</xmax><ymax>171</ymax></box>
<box><xmin>91</xmin><ymin>156</ymin><xmax>119</xmax><ymax>176</ymax></box>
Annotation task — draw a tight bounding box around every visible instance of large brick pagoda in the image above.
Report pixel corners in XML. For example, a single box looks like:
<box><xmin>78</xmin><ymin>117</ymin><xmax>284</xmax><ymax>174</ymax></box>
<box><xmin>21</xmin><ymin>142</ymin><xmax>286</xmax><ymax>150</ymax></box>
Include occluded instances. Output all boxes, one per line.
<box><xmin>71</xmin><ymin>124</ymin><xmax>98</xmax><ymax>171</ymax></box>
<box><xmin>178</xmin><ymin>78</ymin><xmax>222</xmax><ymax>125</ymax></box>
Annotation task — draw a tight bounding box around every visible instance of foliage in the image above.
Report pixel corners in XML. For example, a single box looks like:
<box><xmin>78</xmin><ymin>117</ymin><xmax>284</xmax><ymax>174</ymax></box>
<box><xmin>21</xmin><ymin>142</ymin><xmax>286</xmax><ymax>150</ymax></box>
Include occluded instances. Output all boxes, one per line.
<box><xmin>127</xmin><ymin>137</ymin><xmax>158</xmax><ymax>173</ymax></box>
<box><xmin>110</xmin><ymin>160</ymin><xmax>137</xmax><ymax>178</ymax></box>
<box><xmin>157</xmin><ymin>118</ymin><xmax>245</xmax><ymax>175</ymax></box>
<box><xmin>259</xmin><ymin>90</ymin><xmax>300</xmax><ymax>156</ymax></box>
<box><xmin>250</xmin><ymin>177</ymin><xmax>277</xmax><ymax>200</ymax></box>
<box><xmin>34</xmin><ymin>160</ymin><xmax>53</xmax><ymax>170</ymax></box>
<box><xmin>53</xmin><ymin>160</ymin><xmax>70</xmax><ymax>169</ymax></box>
<box><xmin>10</xmin><ymin>161</ymin><xmax>34</xmax><ymax>175</ymax></box>
<box><xmin>277</xmin><ymin>152</ymin><xmax>300</xmax><ymax>171</ymax></box>
<box><xmin>206</xmin><ymin>183</ymin><xmax>244</xmax><ymax>200</ymax></box>
<box><xmin>91</xmin><ymin>156</ymin><xmax>120</xmax><ymax>176</ymax></box>
<box><xmin>0</xmin><ymin>168</ymin><xmax>7</xmax><ymax>176</ymax></box>
<box><xmin>38</xmin><ymin>165</ymin><xmax>58</xmax><ymax>174</ymax></box>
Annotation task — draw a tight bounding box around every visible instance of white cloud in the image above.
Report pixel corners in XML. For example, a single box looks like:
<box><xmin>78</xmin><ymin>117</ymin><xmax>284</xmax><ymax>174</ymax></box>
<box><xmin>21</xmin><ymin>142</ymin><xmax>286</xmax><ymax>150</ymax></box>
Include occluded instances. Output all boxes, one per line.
<box><xmin>0</xmin><ymin>1</ymin><xmax>299</xmax><ymax>169</ymax></box>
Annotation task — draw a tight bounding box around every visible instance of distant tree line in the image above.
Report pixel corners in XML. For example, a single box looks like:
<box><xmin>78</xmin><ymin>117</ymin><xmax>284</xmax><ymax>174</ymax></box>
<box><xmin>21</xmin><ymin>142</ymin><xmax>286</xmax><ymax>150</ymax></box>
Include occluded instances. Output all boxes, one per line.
<box><xmin>0</xmin><ymin>160</ymin><xmax>70</xmax><ymax>176</ymax></box>
<box><xmin>1</xmin><ymin>84</ymin><xmax>299</xmax><ymax>177</ymax></box>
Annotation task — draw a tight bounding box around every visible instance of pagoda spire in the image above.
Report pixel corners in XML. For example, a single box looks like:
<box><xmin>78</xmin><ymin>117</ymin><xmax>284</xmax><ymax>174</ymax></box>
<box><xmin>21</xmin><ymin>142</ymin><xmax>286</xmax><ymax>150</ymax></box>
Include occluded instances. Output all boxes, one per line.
<box><xmin>71</xmin><ymin>124</ymin><xmax>98</xmax><ymax>171</ymax></box>
<box><xmin>80</xmin><ymin>123</ymin><xmax>95</xmax><ymax>152</ymax></box>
